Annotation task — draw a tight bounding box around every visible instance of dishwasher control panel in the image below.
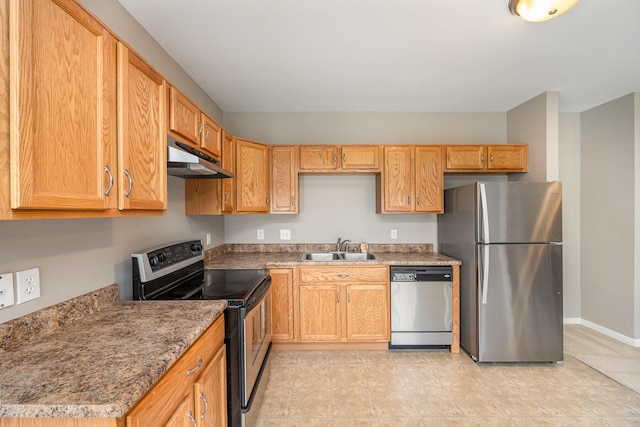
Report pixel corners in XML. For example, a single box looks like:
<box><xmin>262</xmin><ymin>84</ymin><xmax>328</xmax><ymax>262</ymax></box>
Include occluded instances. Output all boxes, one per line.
<box><xmin>390</xmin><ymin>266</ymin><xmax>452</xmax><ymax>282</ymax></box>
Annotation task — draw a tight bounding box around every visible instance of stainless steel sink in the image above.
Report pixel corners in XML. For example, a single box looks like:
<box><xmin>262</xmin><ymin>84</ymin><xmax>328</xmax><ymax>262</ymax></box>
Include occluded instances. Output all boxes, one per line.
<box><xmin>341</xmin><ymin>252</ymin><xmax>378</xmax><ymax>261</ymax></box>
<box><xmin>300</xmin><ymin>252</ymin><xmax>379</xmax><ymax>261</ymax></box>
<box><xmin>302</xmin><ymin>252</ymin><xmax>342</xmax><ymax>261</ymax></box>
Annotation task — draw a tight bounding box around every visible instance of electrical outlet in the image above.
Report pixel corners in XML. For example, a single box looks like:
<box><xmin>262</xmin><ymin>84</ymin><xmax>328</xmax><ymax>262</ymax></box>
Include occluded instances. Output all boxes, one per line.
<box><xmin>16</xmin><ymin>268</ymin><xmax>40</xmax><ymax>304</ymax></box>
<box><xmin>205</xmin><ymin>233</ymin><xmax>212</xmax><ymax>246</ymax></box>
<box><xmin>280</xmin><ymin>229</ymin><xmax>291</xmax><ymax>240</ymax></box>
<box><xmin>0</xmin><ymin>273</ymin><xmax>15</xmax><ymax>309</ymax></box>
<box><xmin>391</xmin><ymin>229</ymin><xmax>398</xmax><ymax>239</ymax></box>
<box><xmin>257</xmin><ymin>229</ymin><xmax>265</xmax><ymax>240</ymax></box>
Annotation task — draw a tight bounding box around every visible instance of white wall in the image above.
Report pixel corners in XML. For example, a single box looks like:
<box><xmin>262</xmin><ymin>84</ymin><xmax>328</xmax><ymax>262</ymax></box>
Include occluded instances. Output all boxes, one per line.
<box><xmin>0</xmin><ymin>1</ymin><xmax>225</xmax><ymax>323</ymax></box>
<box><xmin>581</xmin><ymin>94</ymin><xmax>636</xmax><ymax>338</ymax></box>
<box><xmin>559</xmin><ymin>113</ymin><xmax>581</xmax><ymax>319</ymax></box>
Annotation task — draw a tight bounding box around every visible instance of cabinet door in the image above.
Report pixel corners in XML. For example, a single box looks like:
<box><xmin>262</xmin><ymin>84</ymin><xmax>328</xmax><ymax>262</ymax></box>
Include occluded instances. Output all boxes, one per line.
<box><xmin>169</xmin><ymin>87</ymin><xmax>200</xmax><ymax>146</ymax></box>
<box><xmin>299</xmin><ymin>146</ymin><xmax>339</xmax><ymax>171</ymax></box>
<box><xmin>117</xmin><ymin>43</ymin><xmax>167</xmax><ymax>210</ymax></box>
<box><xmin>299</xmin><ymin>285</ymin><xmax>342</xmax><ymax>341</ymax></box>
<box><xmin>201</xmin><ymin>114</ymin><xmax>222</xmax><ymax>160</ymax></box>
<box><xmin>271</xmin><ymin>146</ymin><xmax>299</xmax><ymax>214</ymax></box>
<box><xmin>163</xmin><ymin>391</ymin><xmax>197</xmax><ymax>427</ymax></box>
<box><xmin>415</xmin><ymin>146</ymin><xmax>443</xmax><ymax>213</ymax></box>
<box><xmin>381</xmin><ymin>146</ymin><xmax>414</xmax><ymax>212</ymax></box>
<box><xmin>445</xmin><ymin>145</ymin><xmax>485</xmax><ymax>171</ymax></box>
<box><xmin>346</xmin><ymin>284</ymin><xmax>389</xmax><ymax>341</ymax></box>
<box><xmin>270</xmin><ymin>268</ymin><xmax>295</xmax><ymax>341</ymax></box>
<box><xmin>194</xmin><ymin>345</ymin><xmax>227</xmax><ymax>427</ymax></box>
<box><xmin>236</xmin><ymin>139</ymin><xmax>270</xmax><ymax>213</ymax></box>
<box><xmin>487</xmin><ymin>145</ymin><xmax>528</xmax><ymax>172</ymax></box>
<box><xmin>220</xmin><ymin>131</ymin><xmax>236</xmax><ymax>213</ymax></box>
<box><xmin>341</xmin><ymin>146</ymin><xmax>380</xmax><ymax>171</ymax></box>
<box><xmin>10</xmin><ymin>0</ymin><xmax>116</xmax><ymax>210</ymax></box>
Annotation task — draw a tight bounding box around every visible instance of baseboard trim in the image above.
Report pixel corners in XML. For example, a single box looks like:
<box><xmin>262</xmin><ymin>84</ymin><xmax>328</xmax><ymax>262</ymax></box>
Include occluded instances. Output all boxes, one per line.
<box><xmin>572</xmin><ymin>318</ymin><xmax>640</xmax><ymax>348</ymax></box>
<box><xmin>563</xmin><ymin>317</ymin><xmax>581</xmax><ymax>325</ymax></box>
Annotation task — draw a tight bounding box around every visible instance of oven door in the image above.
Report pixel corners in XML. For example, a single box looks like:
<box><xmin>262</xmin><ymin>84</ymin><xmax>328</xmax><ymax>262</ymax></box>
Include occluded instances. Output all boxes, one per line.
<box><xmin>241</xmin><ymin>279</ymin><xmax>272</xmax><ymax>407</ymax></box>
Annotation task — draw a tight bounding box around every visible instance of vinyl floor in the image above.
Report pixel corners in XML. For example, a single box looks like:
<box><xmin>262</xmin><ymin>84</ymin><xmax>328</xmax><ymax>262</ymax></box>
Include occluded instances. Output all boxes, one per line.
<box><xmin>255</xmin><ymin>326</ymin><xmax>640</xmax><ymax>426</ymax></box>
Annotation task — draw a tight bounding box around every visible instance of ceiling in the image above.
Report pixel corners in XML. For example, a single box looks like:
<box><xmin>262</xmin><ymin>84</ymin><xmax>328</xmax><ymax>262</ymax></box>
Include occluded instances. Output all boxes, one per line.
<box><xmin>117</xmin><ymin>0</ymin><xmax>640</xmax><ymax>113</ymax></box>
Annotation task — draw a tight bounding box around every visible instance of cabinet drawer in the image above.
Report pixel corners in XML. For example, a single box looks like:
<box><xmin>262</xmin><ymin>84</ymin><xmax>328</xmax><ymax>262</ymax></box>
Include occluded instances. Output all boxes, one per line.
<box><xmin>126</xmin><ymin>316</ymin><xmax>224</xmax><ymax>426</ymax></box>
<box><xmin>299</xmin><ymin>266</ymin><xmax>388</xmax><ymax>283</ymax></box>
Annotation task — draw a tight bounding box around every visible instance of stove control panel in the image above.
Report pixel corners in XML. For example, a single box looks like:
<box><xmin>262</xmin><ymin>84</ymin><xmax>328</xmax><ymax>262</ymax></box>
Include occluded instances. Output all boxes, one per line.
<box><xmin>132</xmin><ymin>240</ymin><xmax>205</xmax><ymax>283</ymax></box>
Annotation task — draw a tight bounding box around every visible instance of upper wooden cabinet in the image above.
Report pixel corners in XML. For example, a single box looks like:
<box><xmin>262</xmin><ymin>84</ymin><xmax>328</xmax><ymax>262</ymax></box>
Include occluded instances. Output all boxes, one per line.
<box><xmin>117</xmin><ymin>43</ymin><xmax>167</xmax><ymax>211</ymax></box>
<box><xmin>9</xmin><ymin>0</ymin><xmax>117</xmax><ymax>211</ymax></box>
<box><xmin>299</xmin><ymin>145</ymin><xmax>380</xmax><ymax>172</ymax></box>
<box><xmin>236</xmin><ymin>138</ymin><xmax>270</xmax><ymax>213</ymax></box>
<box><xmin>271</xmin><ymin>146</ymin><xmax>299</xmax><ymax>214</ymax></box>
<box><xmin>377</xmin><ymin>146</ymin><xmax>443</xmax><ymax>214</ymax></box>
<box><xmin>445</xmin><ymin>145</ymin><xmax>528</xmax><ymax>173</ymax></box>
<box><xmin>168</xmin><ymin>87</ymin><xmax>222</xmax><ymax>161</ymax></box>
<box><xmin>220</xmin><ymin>131</ymin><xmax>236</xmax><ymax>213</ymax></box>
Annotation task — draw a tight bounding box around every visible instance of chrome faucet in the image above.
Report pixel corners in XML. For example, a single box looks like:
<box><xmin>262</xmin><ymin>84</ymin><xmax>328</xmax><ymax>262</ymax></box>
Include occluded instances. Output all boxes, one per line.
<box><xmin>337</xmin><ymin>238</ymin><xmax>351</xmax><ymax>252</ymax></box>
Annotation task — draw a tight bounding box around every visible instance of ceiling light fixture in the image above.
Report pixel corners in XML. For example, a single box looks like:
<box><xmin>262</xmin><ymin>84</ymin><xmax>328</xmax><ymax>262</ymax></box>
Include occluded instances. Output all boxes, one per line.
<box><xmin>508</xmin><ymin>0</ymin><xmax>580</xmax><ymax>22</ymax></box>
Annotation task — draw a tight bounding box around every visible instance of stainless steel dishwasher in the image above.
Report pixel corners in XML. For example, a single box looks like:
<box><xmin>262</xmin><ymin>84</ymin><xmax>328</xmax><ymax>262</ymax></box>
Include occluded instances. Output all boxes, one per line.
<box><xmin>390</xmin><ymin>266</ymin><xmax>453</xmax><ymax>348</ymax></box>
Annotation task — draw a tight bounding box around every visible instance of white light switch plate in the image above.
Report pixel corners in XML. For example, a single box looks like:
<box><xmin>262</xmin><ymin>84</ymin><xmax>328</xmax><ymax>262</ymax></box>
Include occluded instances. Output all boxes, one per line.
<box><xmin>0</xmin><ymin>273</ymin><xmax>15</xmax><ymax>309</ymax></box>
<box><xmin>16</xmin><ymin>267</ymin><xmax>40</xmax><ymax>304</ymax></box>
<box><xmin>257</xmin><ymin>229</ymin><xmax>265</xmax><ymax>240</ymax></box>
<box><xmin>391</xmin><ymin>229</ymin><xmax>398</xmax><ymax>239</ymax></box>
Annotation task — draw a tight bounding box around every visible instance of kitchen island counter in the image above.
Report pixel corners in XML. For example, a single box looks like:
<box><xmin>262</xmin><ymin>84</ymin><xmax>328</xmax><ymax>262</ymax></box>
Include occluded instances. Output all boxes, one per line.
<box><xmin>0</xmin><ymin>285</ymin><xmax>227</xmax><ymax>419</ymax></box>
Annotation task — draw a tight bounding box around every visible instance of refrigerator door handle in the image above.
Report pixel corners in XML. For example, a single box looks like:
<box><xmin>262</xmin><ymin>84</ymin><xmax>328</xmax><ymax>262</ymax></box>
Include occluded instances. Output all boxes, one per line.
<box><xmin>479</xmin><ymin>245</ymin><xmax>489</xmax><ymax>305</ymax></box>
<box><xmin>479</xmin><ymin>183</ymin><xmax>490</xmax><ymax>243</ymax></box>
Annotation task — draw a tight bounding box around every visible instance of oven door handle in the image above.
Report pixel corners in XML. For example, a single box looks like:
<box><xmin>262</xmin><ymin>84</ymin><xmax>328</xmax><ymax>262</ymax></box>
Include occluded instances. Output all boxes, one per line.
<box><xmin>243</xmin><ymin>276</ymin><xmax>272</xmax><ymax>314</ymax></box>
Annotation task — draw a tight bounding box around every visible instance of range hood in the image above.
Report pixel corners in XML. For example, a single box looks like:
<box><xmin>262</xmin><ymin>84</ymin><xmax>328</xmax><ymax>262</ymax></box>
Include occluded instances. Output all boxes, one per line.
<box><xmin>167</xmin><ymin>136</ymin><xmax>233</xmax><ymax>179</ymax></box>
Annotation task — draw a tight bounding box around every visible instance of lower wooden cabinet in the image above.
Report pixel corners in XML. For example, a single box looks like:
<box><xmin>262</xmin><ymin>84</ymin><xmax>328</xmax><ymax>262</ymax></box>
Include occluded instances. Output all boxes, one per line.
<box><xmin>297</xmin><ymin>266</ymin><xmax>389</xmax><ymax>343</ymax></box>
<box><xmin>270</xmin><ymin>268</ymin><xmax>295</xmax><ymax>342</ymax></box>
<box><xmin>125</xmin><ymin>316</ymin><xmax>226</xmax><ymax>427</ymax></box>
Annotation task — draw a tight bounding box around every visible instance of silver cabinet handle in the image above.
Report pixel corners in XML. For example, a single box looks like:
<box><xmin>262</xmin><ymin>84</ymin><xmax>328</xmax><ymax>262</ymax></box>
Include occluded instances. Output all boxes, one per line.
<box><xmin>291</xmin><ymin>195</ymin><xmax>294</xmax><ymax>205</ymax></box>
<box><xmin>490</xmin><ymin>153</ymin><xmax>494</xmax><ymax>163</ymax></box>
<box><xmin>187</xmin><ymin>356</ymin><xmax>203</xmax><ymax>375</ymax></box>
<box><xmin>337</xmin><ymin>290</ymin><xmax>340</xmax><ymax>304</ymax></box>
<box><xmin>337</xmin><ymin>274</ymin><xmax>350</xmax><ymax>278</ymax></box>
<box><xmin>188</xmin><ymin>411</ymin><xmax>197</xmax><ymax>427</ymax></box>
<box><xmin>342</xmin><ymin>152</ymin><xmax>346</xmax><ymax>164</ymax></box>
<box><xmin>224</xmin><ymin>191</ymin><xmax>230</xmax><ymax>205</ymax></box>
<box><xmin>348</xmin><ymin>290</ymin><xmax>350</xmax><ymax>303</ymax></box>
<box><xmin>266</xmin><ymin>196</ymin><xmax>270</xmax><ymax>206</ymax></box>
<box><xmin>197</xmin><ymin>118</ymin><xmax>203</xmax><ymax>137</ymax></box>
<box><xmin>333</xmin><ymin>152</ymin><xmax>337</xmax><ymax>164</ymax></box>
<box><xmin>104</xmin><ymin>165</ymin><xmax>113</xmax><ymax>196</ymax></box>
<box><xmin>480</xmin><ymin>153</ymin><xmax>485</xmax><ymax>165</ymax></box>
<box><xmin>417</xmin><ymin>196</ymin><xmax>421</xmax><ymax>206</ymax></box>
<box><xmin>203</xmin><ymin>123</ymin><xmax>210</xmax><ymax>141</ymax></box>
<box><xmin>199</xmin><ymin>392</ymin><xmax>209</xmax><ymax>420</ymax></box>
<box><xmin>408</xmin><ymin>196</ymin><xmax>411</xmax><ymax>206</ymax></box>
<box><xmin>124</xmin><ymin>169</ymin><xmax>133</xmax><ymax>198</ymax></box>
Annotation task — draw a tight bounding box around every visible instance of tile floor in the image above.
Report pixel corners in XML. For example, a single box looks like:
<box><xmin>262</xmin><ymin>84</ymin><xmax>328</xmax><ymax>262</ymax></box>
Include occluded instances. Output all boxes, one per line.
<box><xmin>256</xmin><ymin>327</ymin><xmax>640</xmax><ymax>426</ymax></box>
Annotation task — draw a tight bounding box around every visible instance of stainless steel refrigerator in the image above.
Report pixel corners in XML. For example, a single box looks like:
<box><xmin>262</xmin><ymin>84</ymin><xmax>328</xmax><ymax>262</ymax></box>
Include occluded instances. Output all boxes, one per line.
<box><xmin>438</xmin><ymin>182</ymin><xmax>563</xmax><ymax>363</ymax></box>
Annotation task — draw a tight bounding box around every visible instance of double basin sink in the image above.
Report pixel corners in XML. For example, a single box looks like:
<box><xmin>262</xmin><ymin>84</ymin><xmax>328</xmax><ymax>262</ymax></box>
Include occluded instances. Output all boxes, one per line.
<box><xmin>301</xmin><ymin>252</ymin><xmax>380</xmax><ymax>262</ymax></box>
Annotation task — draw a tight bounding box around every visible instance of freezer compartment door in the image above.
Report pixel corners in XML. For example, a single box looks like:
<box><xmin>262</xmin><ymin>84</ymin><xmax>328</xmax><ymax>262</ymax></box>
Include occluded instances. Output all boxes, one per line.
<box><xmin>477</xmin><ymin>182</ymin><xmax>562</xmax><ymax>244</ymax></box>
<box><xmin>477</xmin><ymin>243</ymin><xmax>563</xmax><ymax>362</ymax></box>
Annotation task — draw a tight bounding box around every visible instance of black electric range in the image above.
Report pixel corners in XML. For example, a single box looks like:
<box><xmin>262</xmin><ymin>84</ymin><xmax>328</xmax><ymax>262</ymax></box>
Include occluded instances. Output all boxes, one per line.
<box><xmin>132</xmin><ymin>240</ymin><xmax>272</xmax><ymax>427</ymax></box>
